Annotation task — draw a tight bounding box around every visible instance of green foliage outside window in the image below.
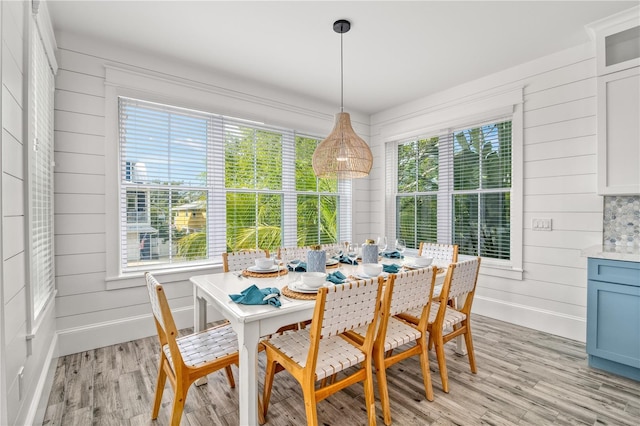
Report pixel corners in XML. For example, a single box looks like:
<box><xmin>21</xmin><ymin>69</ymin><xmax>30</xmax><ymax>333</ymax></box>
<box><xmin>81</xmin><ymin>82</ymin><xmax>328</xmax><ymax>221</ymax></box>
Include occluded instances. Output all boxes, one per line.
<box><xmin>397</xmin><ymin>137</ymin><xmax>439</xmax><ymax>249</ymax></box>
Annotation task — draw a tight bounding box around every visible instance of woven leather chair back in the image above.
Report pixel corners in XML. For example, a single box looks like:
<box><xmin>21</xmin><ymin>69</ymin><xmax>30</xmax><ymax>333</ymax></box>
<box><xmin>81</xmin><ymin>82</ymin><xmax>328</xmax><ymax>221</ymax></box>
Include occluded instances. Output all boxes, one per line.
<box><xmin>222</xmin><ymin>249</ymin><xmax>269</xmax><ymax>272</ymax></box>
<box><xmin>320</xmin><ymin>278</ymin><xmax>380</xmax><ymax>339</ymax></box>
<box><xmin>388</xmin><ymin>266</ymin><xmax>435</xmax><ymax>317</ymax></box>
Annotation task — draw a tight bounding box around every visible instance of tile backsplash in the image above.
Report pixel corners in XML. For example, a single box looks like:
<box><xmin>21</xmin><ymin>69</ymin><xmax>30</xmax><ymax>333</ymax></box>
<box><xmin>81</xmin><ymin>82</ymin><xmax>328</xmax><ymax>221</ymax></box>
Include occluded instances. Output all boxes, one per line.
<box><xmin>603</xmin><ymin>196</ymin><xmax>640</xmax><ymax>247</ymax></box>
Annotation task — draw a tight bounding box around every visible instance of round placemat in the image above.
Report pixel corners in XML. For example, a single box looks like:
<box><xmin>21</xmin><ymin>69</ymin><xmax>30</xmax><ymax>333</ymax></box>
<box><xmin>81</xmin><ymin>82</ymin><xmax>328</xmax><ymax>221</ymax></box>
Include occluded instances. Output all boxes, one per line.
<box><xmin>242</xmin><ymin>269</ymin><xmax>288</xmax><ymax>278</ymax></box>
<box><xmin>281</xmin><ymin>285</ymin><xmax>317</xmax><ymax>300</ymax></box>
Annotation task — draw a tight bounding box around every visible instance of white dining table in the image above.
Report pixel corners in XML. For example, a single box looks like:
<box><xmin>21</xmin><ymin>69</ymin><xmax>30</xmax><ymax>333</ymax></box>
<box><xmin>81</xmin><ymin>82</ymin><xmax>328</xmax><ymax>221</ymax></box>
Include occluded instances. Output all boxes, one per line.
<box><xmin>189</xmin><ymin>260</ymin><xmax>449</xmax><ymax>426</ymax></box>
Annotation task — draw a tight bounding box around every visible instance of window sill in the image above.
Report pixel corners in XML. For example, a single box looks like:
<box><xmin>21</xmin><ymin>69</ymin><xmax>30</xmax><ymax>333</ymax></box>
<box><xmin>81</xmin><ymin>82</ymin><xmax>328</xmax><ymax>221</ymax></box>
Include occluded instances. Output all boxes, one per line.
<box><xmin>105</xmin><ymin>262</ymin><xmax>223</xmax><ymax>290</ymax></box>
<box><xmin>461</xmin><ymin>255</ymin><xmax>523</xmax><ymax>281</ymax></box>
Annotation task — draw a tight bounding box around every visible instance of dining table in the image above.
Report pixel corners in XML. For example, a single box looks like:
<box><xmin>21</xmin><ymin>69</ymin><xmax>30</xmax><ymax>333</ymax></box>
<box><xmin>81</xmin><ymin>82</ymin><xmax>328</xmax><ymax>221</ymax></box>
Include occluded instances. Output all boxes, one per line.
<box><xmin>190</xmin><ymin>258</ymin><xmax>448</xmax><ymax>426</ymax></box>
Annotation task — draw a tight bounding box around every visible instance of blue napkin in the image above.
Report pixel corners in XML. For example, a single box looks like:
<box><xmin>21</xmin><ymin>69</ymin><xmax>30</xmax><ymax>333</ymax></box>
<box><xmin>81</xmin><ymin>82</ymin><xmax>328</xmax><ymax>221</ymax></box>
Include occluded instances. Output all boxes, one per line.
<box><xmin>287</xmin><ymin>261</ymin><xmax>307</xmax><ymax>272</ymax></box>
<box><xmin>337</xmin><ymin>254</ymin><xmax>358</xmax><ymax>265</ymax></box>
<box><xmin>383</xmin><ymin>263</ymin><xmax>402</xmax><ymax>274</ymax></box>
<box><xmin>382</xmin><ymin>251</ymin><xmax>404</xmax><ymax>259</ymax></box>
<box><xmin>326</xmin><ymin>270</ymin><xmax>347</xmax><ymax>284</ymax></box>
<box><xmin>229</xmin><ymin>285</ymin><xmax>281</xmax><ymax>308</ymax></box>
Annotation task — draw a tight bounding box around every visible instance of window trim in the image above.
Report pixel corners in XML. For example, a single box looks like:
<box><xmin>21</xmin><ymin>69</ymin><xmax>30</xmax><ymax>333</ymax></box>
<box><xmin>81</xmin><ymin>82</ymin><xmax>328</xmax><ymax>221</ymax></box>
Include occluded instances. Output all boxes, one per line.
<box><xmin>384</xmin><ymin>88</ymin><xmax>524</xmax><ymax>280</ymax></box>
<box><xmin>104</xmin><ymin>67</ymin><xmax>353</xmax><ymax>288</ymax></box>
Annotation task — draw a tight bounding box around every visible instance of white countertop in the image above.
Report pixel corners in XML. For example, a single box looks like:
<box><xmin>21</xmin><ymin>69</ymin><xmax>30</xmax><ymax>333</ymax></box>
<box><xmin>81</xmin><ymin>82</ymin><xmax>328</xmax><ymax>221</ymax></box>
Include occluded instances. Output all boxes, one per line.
<box><xmin>582</xmin><ymin>244</ymin><xmax>640</xmax><ymax>263</ymax></box>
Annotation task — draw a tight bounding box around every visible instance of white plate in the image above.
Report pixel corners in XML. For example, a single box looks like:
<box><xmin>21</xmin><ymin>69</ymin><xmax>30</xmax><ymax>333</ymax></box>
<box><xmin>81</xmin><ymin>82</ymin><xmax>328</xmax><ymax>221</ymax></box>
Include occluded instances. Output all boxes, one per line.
<box><xmin>289</xmin><ymin>281</ymin><xmax>331</xmax><ymax>294</ymax></box>
<box><xmin>403</xmin><ymin>263</ymin><xmax>423</xmax><ymax>269</ymax></box>
<box><xmin>355</xmin><ymin>271</ymin><xmax>390</xmax><ymax>279</ymax></box>
<box><xmin>403</xmin><ymin>263</ymin><xmax>446</xmax><ymax>272</ymax></box>
<box><xmin>326</xmin><ymin>258</ymin><xmax>339</xmax><ymax>266</ymax></box>
<box><xmin>247</xmin><ymin>265</ymin><xmax>284</xmax><ymax>273</ymax></box>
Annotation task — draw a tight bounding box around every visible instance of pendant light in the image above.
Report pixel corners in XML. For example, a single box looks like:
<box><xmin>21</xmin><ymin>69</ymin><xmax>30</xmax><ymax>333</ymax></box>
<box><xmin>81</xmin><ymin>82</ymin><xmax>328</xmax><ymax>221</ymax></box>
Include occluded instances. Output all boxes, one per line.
<box><xmin>312</xmin><ymin>19</ymin><xmax>372</xmax><ymax>179</ymax></box>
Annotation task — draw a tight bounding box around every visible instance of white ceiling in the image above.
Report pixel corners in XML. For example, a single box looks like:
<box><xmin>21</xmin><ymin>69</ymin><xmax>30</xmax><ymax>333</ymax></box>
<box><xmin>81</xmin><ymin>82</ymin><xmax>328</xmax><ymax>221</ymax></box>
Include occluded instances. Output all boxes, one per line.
<box><xmin>47</xmin><ymin>1</ymin><xmax>639</xmax><ymax>115</ymax></box>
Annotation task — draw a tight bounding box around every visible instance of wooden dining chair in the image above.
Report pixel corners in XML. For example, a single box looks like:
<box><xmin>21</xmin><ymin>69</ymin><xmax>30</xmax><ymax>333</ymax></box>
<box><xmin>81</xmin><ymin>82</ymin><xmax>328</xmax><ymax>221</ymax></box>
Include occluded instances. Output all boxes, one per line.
<box><xmin>261</xmin><ymin>278</ymin><xmax>384</xmax><ymax>426</ymax></box>
<box><xmin>418</xmin><ymin>242</ymin><xmax>459</xmax><ymax>263</ymax></box>
<box><xmin>222</xmin><ymin>249</ymin><xmax>270</xmax><ymax>272</ymax></box>
<box><xmin>144</xmin><ymin>272</ymin><xmax>239</xmax><ymax>426</ymax></box>
<box><xmin>345</xmin><ymin>266</ymin><xmax>437</xmax><ymax>425</ymax></box>
<box><xmin>320</xmin><ymin>242</ymin><xmax>346</xmax><ymax>256</ymax></box>
<box><xmin>277</xmin><ymin>246</ymin><xmax>308</xmax><ymax>265</ymax></box>
<box><xmin>398</xmin><ymin>257</ymin><xmax>481</xmax><ymax>393</ymax></box>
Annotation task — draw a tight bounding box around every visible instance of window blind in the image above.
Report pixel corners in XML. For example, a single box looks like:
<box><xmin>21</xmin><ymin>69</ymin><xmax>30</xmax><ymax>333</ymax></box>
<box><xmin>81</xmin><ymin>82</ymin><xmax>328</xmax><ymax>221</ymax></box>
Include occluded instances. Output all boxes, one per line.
<box><xmin>30</xmin><ymin>25</ymin><xmax>56</xmax><ymax>318</ymax></box>
<box><xmin>119</xmin><ymin>98</ymin><xmax>211</xmax><ymax>270</ymax></box>
<box><xmin>118</xmin><ymin>97</ymin><xmax>347</xmax><ymax>272</ymax></box>
<box><xmin>387</xmin><ymin>117</ymin><xmax>512</xmax><ymax>261</ymax></box>
<box><xmin>447</xmin><ymin>120</ymin><xmax>512</xmax><ymax>260</ymax></box>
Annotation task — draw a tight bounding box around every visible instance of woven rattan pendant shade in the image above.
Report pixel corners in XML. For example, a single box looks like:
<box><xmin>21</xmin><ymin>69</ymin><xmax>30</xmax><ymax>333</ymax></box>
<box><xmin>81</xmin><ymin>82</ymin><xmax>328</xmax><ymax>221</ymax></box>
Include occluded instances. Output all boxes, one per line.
<box><xmin>312</xmin><ymin>19</ymin><xmax>372</xmax><ymax>179</ymax></box>
<box><xmin>312</xmin><ymin>112</ymin><xmax>372</xmax><ymax>178</ymax></box>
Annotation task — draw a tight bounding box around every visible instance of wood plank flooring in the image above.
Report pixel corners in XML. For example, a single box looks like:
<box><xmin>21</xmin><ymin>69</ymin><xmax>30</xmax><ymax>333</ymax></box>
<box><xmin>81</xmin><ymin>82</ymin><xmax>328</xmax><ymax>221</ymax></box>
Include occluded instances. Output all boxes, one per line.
<box><xmin>42</xmin><ymin>314</ymin><xmax>640</xmax><ymax>425</ymax></box>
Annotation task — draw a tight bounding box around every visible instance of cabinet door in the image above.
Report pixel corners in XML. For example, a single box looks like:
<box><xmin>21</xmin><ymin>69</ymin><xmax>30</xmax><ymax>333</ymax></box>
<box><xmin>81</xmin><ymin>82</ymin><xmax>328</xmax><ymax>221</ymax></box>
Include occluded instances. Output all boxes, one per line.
<box><xmin>587</xmin><ymin>279</ymin><xmax>640</xmax><ymax>368</ymax></box>
<box><xmin>597</xmin><ymin>67</ymin><xmax>640</xmax><ymax>195</ymax></box>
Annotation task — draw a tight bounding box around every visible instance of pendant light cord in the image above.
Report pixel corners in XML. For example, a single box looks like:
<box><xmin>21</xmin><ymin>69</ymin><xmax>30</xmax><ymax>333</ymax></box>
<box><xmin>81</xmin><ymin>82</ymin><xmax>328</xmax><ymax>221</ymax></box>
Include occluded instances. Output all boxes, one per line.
<box><xmin>340</xmin><ymin>30</ymin><xmax>344</xmax><ymax>113</ymax></box>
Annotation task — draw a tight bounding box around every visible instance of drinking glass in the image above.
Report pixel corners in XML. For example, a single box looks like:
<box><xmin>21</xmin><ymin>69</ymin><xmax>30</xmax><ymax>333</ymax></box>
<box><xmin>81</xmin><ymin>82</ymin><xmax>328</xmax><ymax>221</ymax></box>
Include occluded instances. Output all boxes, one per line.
<box><xmin>395</xmin><ymin>238</ymin><xmax>406</xmax><ymax>255</ymax></box>
<box><xmin>275</xmin><ymin>249</ymin><xmax>285</xmax><ymax>280</ymax></box>
<box><xmin>347</xmin><ymin>243</ymin><xmax>358</xmax><ymax>265</ymax></box>
<box><xmin>377</xmin><ymin>236</ymin><xmax>388</xmax><ymax>253</ymax></box>
<box><xmin>332</xmin><ymin>246</ymin><xmax>344</xmax><ymax>272</ymax></box>
<box><xmin>288</xmin><ymin>257</ymin><xmax>301</xmax><ymax>273</ymax></box>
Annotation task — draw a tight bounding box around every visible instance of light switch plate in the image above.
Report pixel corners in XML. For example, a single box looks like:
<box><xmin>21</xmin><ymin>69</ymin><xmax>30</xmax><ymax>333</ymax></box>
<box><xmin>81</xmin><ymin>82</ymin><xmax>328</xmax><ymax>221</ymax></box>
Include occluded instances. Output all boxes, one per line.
<box><xmin>532</xmin><ymin>218</ymin><xmax>552</xmax><ymax>231</ymax></box>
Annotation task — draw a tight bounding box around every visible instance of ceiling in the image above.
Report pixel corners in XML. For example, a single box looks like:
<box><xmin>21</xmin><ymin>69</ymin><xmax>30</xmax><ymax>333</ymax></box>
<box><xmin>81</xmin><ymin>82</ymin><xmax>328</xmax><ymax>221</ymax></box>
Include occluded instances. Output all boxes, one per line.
<box><xmin>47</xmin><ymin>1</ymin><xmax>639</xmax><ymax>115</ymax></box>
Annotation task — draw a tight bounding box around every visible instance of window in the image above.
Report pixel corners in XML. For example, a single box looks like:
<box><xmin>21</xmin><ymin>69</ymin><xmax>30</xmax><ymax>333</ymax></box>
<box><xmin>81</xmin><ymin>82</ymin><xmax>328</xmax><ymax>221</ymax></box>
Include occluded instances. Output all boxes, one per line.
<box><xmin>295</xmin><ymin>136</ymin><xmax>340</xmax><ymax>246</ymax></box>
<box><xmin>29</xmin><ymin>21</ymin><xmax>56</xmax><ymax>319</ymax></box>
<box><xmin>394</xmin><ymin>119</ymin><xmax>512</xmax><ymax>261</ymax></box>
<box><xmin>118</xmin><ymin>97</ymin><xmax>347</xmax><ymax>273</ymax></box>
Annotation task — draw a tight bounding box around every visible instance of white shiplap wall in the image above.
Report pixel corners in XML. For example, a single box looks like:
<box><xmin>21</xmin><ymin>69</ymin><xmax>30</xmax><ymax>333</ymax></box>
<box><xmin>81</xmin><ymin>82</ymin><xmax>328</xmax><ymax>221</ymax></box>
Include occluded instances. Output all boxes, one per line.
<box><xmin>2</xmin><ymin>1</ymin><xmax>58</xmax><ymax>425</ymax></box>
<box><xmin>54</xmin><ymin>30</ymin><xmax>606</xmax><ymax>356</ymax></box>
<box><xmin>53</xmin><ymin>32</ymin><xmax>371</xmax><ymax>355</ymax></box>
<box><xmin>370</xmin><ymin>42</ymin><xmax>603</xmax><ymax>341</ymax></box>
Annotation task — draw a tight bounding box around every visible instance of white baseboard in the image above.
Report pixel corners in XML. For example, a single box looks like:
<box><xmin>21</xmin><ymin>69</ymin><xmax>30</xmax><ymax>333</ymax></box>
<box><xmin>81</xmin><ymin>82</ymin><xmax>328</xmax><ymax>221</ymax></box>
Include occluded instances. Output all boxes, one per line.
<box><xmin>473</xmin><ymin>296</ymin><xmax>586</xmax><ymax>343</ymax></box>
<box><xmin>28</xmin><ymin>333</ymin><xmax>58</xmax><ymax>426</ymax></box>
<box><xmin>55</xmin><ymin>296</ymin><xmax>586</xmax><ymax>358</ymax></box>
<box><xmin>56</xmin><ymin>306</ymin><xmax>225</xmax><ymax>357</ymax></box>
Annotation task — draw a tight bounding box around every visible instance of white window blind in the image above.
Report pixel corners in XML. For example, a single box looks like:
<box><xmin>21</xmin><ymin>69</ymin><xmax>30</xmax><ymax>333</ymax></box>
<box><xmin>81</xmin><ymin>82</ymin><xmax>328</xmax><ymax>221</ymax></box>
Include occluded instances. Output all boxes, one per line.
<box><xmin>30</xmin><ymin>25</ymin><xmax>56</xmax><ymax>318</ymax></box>
<box><xmin>119</xmin><ymin>98</ymin><xmax>211</xmax><ymax>271</ymax></box>
<box><xmin>389</xmin><ymin>118</ymin><xmax>512</xmax><ymax>260</ymax></box>
<box><xmin>448</xmin><ymin>120</ymin><xmax>512</xmax><ymax>259</ymax></box>
<box><xmin>118</xmin><ymin>97</ymin><xmax>347</xmax><ymax>272</ymax></box>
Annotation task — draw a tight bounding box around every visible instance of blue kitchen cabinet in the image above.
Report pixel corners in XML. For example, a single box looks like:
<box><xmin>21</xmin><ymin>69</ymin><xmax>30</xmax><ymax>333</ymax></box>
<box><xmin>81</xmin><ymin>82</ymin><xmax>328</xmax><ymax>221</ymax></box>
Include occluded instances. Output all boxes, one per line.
<box><xmin>587</xmin><ymin>258</ymin><xmax>640</xmax><ymax>381</ymax></box>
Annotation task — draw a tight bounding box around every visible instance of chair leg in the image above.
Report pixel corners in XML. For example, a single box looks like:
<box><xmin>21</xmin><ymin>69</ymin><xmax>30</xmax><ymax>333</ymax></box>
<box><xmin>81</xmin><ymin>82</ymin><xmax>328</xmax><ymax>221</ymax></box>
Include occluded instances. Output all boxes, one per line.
<box><xmin>374</xmin><ymin>349</ymin><xmax>392</xmax><ymax>426</ymax></box>
<box><xmin>363</xmin><ymin>361</ymin><xmax>377</xmax><ymax>426</ymax></box>
<box><xmin>464</xmin><ymin>323</ymin><xmax>478</xmax><ymax>374</ymax></box>
<box><xmin>262</xmin><ymin>356</ymin><xmax>278</xmax><ymax>420</ymax></box>
<box><xmin>169</xmin><ymin>383</ymin><xmax>188</xmax><ymax>426</ymax></box>
<box><xmin>258</xmin><ymin>395</ymin><xmax>266</xmax><ymax>425</ymax></box>
<box><xmin>302</xmin><ymin>377</ymin><xmax>319</xmax><ymax>426</ymax></box>
<box><xmin>224</xmin><ymin>365</ymin><xmax>235</xmax><ymax>388</ymax></box>
<box><xmin>418</xmin><ymin>338</ymin><xmax>434</xmax><ymax>402</ymax></box>
<box><xmin>152</xmin><ymin>357</ymin><xmax>168</xmax><ymax>419</ymax></box>
<box><xmin>433</xmin><ymin>335</ymin><xmax>449</xmax><ymax>393</ymax></box>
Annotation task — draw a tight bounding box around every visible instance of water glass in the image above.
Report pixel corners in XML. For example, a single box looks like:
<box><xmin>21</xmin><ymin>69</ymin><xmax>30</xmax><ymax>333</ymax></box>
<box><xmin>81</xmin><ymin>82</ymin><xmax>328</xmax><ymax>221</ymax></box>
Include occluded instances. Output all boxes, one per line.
<box><xmin>275</xmin><ymin>249</ymin><xmax>285</xmax><ymax>280</ymax></box>
<box><xmin>288</xmin><ymin>258</ymin><xmax>301</xmax><ymax>273</ymax></box>
<box><xmin>347</xmin><ymin>243</ymin><xmax>358</xmax><ymax>265</ymax></box>
<box><xmin>377</xmin><ymin>236</ymin><xmax>388</xmax><ymax>253</ymax></box>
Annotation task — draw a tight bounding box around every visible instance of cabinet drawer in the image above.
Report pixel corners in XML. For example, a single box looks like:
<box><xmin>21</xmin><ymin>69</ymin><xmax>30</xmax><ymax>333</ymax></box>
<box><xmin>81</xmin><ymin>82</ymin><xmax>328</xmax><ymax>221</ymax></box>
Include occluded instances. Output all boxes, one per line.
<box><xmin>588</xmin><ymin>258</ymin><xmax>640</xmax><ymax>286</ymax></box>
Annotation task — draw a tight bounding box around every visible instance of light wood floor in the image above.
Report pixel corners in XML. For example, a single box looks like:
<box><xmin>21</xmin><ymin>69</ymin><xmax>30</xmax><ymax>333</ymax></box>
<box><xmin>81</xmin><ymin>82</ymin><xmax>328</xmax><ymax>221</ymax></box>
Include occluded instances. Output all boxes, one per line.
<box><xmin>42</xmin><ymin>314</ymin><xmax>640</xmax><ymax>425</ymax></box>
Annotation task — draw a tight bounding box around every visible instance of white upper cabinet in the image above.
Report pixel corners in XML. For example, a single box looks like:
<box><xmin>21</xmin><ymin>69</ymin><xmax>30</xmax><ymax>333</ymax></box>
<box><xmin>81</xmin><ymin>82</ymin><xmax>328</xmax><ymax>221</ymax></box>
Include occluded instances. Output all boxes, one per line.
<box><xmin>588</xmin><ymin>6</ymin><xmax>640</xmax><ymax>76</ymax></box>
<box><xmin>588</xmin><ymin>7</ymin><xmax>640</xmax><ymax>195</ymax></box>
<box><xmin>597</xmin><ymin>67</ymin><xmax>639</xmax><ymax>195</ymax></box>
